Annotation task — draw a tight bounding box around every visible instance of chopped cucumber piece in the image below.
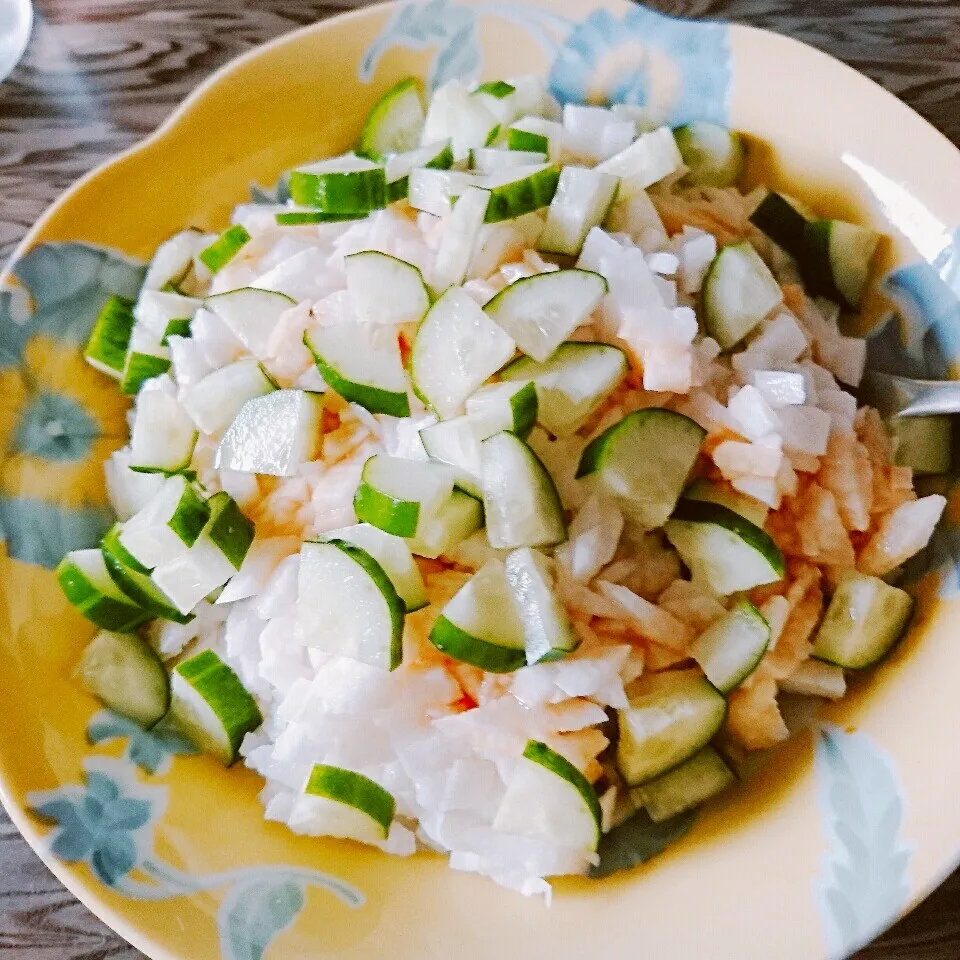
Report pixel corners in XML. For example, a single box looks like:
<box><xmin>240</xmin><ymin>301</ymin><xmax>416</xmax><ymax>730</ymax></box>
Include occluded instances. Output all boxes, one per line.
<box><xmin>198</xmin><ymin>225</ymin><xmax>251</xmax><ymax>273</ymax></box>
<box><xmin>504</xmin><ymin>547</ymin><xmax>578</xmax><ymax>663</ymax></box>
<box><xmin>274</xmin><ymin>209</ymin><xmax>362</xmax><ymax>226</ymax></box>
<box><xmin>57</xmin><ymin>550</ymin><xmax>149</xmax><ymax>632</ymax></box>
<box><xmin>470</xmin><ymin>147</ymin><xmax>547</xmax><ymax>174</ymax></box>
<box><xmin>118</xmin><ymin>475</ymin><xmax>209</xmax><ymax>569</ymax></box>
<box><xmin>419</xmin><ymin>417</ymin><xmax>484</xmax><ymax>498</ymax></box>
<box><xmin>702</xmin><ymin>241</ymin><xmax>783</xmax><ymax>350</ymax></box>
<box><xmin>692</xmin><ymin>598</ymin><xmax>770</xmax><ymax>693</ymax></box>
<box><xmin>779</xmin><ymin>660</ymin><xmax>847</xmax><ymax>699</ymax></box>
<box><xmin>129</xmin><ymin>390</ymin><xmax>197</xmax><ymax>476</ymax></box>
<box><xmin>674</xmin><ymin>122</ymin><xmax>746</xmax><ymax>188</ymax></box>
<box><xmin>85</xmin><ymin>295</ymin><xmax>136</xmax><ymax>379</ymax></box>
<box><xmin>215</xmin><ymin>389</ymin><xmax>323</xmax><ymax>476</ymax></box>
<box><xmin>170</xmin><ymin>649</ymin><xmax>262</xmax><ymax>764</ymax></box>
<box><xmin>101</xmin><ymin>544</ymin><xmax>193</xmax><ymax>625</ymax></box>
<box><xmin>421</xmin><ymin>80</ymin><xmax>499</xmax><ymax>161</ymax></box>
<box><xmin>664</xmin><ymin>498</ymin><xmax>785</xmax><ymax>595</ymax></box>
<box><xmin>484</xmin><ymin>268</ymin><xmax>607</xmax><ymax>362</ymax></box>
<box><xmin>384</xmin><ymin>140</ymin><xmax>453</xmax><ymax>202</ymax></box>
<box><xmin>353</xmin><ymin>454</ymin><xmax>454</xmax><ymax>538</ymax></box>
<box><xmin>429</xmin><ymin>560</ymin><xmax>527</xmax><ymax>672</ymax></box>
<box><xmin>465</xmin><ymin>380</ymin><xmax>538</xmax><ymax>439</ymax></box>
<box><xmin>749</xmin><ymin>191</ymin><xmax>809</xmax><ymax>257</ymax></box>
<box><xmin>616</xmin><ymin>669</ymin><xmax>727</xmax><ymax>786</ymax></box>
<box><xmin>325</xmin><ymin>523</ymin><xmax>427</xmax><ymax>612</ymax></box>
<box><xmin>803</xmin><ymin>219</ymin><xmax>880</xmax><ymax>310</ymax></box>
<box><xmin>500</xmin><ymin>342</ymin><xmax>628</xmax><ymax>435</ymax></box>
<box><xmin>474</xmin><ymin>79</ymin><xmax>515</xmax><ymax>99</ymax></box>
<box><xmin>289</xmin><ymin>155</ymin><xmax>387</xmax><ymax>214</ymax></box>
<box><xmin>297</xmin><ymin>539</ymin><xmax>404</xmax><ymax>671</ymax></box>
<box><xmin>121</xmin><ymin>328</ymin><xmax>170</xmax><ymax>395</ymax></box>
<box><xmin>407</xmin><ymin>168</ymin><xmax>474</xmax><ymax>216</ymax></box>
<box><xmin>685</xmin><ymin>478</ymin><xmax>769</xmax><ymax>528</ymax></box>
<box><xmin>305</xmin><ymin>324</ymin><xmax>410</xmax><ymax>417</ymax></box>
<box><xmin>538</xmin><ymin>166</ymin><xmax>620</xmax><ymax>256</ymax></box>
<box><xmin>633</xmin><ymin>747</ymin><xmax>736</xmax><ymax>823</ymax></box>
<box><xmin>204</xmin><ymin>287</ymin><xmax>295</xmax><ymax>359</ymax></box>
<box><xmin>596</xmin><ymin>127</ymin><xmax>683</xmax><ymax>196</ymax></box>
<box><xmin>890</xmin><ymin>414</ymin><xmax>952</xmax><ymax>475</ymax></box>
<box><xmin>409</xmin><ymin>287</ymin><xmax>516</xmax><ymax>419</ymax></box>
<box><xmin>79</xmin><ymin>630</ymin><xmax>169</xmax><ymax>728</ymax></box>
<box><xmin>408</xmin><ymin>489</ymin><xmax>484</xmax><ymax>559</ymax></box>
<box><xmin>302</xmin><ymin>764</ymin><xmax>396</xmax><ymax>842</ymax></box>
<box><xmin>812</xmin><ymin>571</ymin><xmax>913</xmax><ymax>669</ymax></box>
<box><xmin>508</xmin><ymin>116</ymin><xmax>563</xmax><ymax>158</ymax></box>
<box><xmin>577</xmin><ymin>409</ymin><xmax>705</xmax><ymax>528</ymax></box>
<box><xmin>431</xmin><ymin>186</ymin><xmax>490</xmax><ymax>292</ymax></box>
<box><xmin>134</xmin><ymin>290</ymin><xmax>200</xmax><ymax>343</ymax></box>
<box><xmin>359</xmin><ymin>77</ymin><xmax>425</xmax><ymax>160</ymax></box>
<box><xmin>508</xmin><ymin>127</ymin><xmax>549</xmax><ymax>154</ymax></box>
<box><xmin>101</xmin><ymin>523</ymin><xmax>150</xmax><ymax>574</ymax></box>
<box><xmin>494</xmin><ymin>740</ymin><xmax>601</xmax><ymax>853</ymax></box>
<box><xmin>478</xmin><ymin>163</ymin><xmax>561</xmax><ymax>222</ymax></box>
<box><xmin>481</xmin><ymin>431</ymin><xmax>566</xmax><ymax>549</ymax></box>
<box><xmin>142</xmin><ymin>229</ymin><xmax>208</xmax><ymax>292</ymax></box>
<box><xmin>344</xmin><ymin>251</ymin><xmax>429</xmax><ymax>325</ymax></box>
<box><xmin>181</xmin><ymin>358</ymin><xmax>276</xmax><ymax>435</ymax></box>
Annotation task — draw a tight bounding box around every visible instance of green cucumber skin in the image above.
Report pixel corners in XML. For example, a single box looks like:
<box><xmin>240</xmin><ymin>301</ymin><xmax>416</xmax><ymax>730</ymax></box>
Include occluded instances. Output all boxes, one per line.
<box><xmin>206</xmin><ymin>492</ymin><xmax>255</xmax><ymax>570</ymax></box>
<box><xmin>670</xmin><ymin>499</ymin><xmax>786</xmax><ymax>578</ymax></box>
<box><xmin>121</xmin><ymin>353</ymin><xmax>171</xmax><ymax>395</ymax></box>
<box><xmin>358</xmin><ymin>77</ymin><xmax>425</xmax><ymax>160</ymax></box>
<box><xmin>276</xmin><ymin>211</ymin><xmax>362</xmax><ymax>226</ymax></box>
<box><xmin>162</xmin><ymin>317</ymin><xmax>193</xmax><ymax>344</ymax></box>
<box><xmin>484</xmin><ymin>166</ymin><xmax>561</xmax><ymax>223</ymax></box>
<box><xmin>102</xmin><ymin>524</ymin><xmax>152</xmax><ymax>574</ymax></box>
<box><xmin>509</xmin><ymin>381</ymin><xmax>539</xmax><ymax>439</ymax></box>
<box><xmin>289</xmin><ymin>169</ymin><xmax>387</xmax><ymax>215</ymax></box>
<box><xmin>429</xmin><ymin>614</ymin><xmax>528</xmax><ymax>673</ymax></box>
<box><xmin>169</xmin><ymin>485</ymin><xmax>211</xmax><ymax>548</ymax></box>
<box><xmin>353</xmin><ymin>482</ymin><xmax>420</xmax><ymax>539</ymax></box>
<box><xmin>508</xmin><ymin>128</ymin><xmax>549</xmax><ymax>153</ymax></box>
<box><xmin>56</xmin><ymin>559</ymin><xmax>149</xmax><ymax>632</ymax></box>
<box><xmin>101</xmin><ymin>548</ymin><xmax>194</xmax><ymax>625</ymax></box>
<box><xmin>198</xmin><ymin>225</ymin><xmax>251</xmax><ymax>274</ymax></box>
<box><xmin>86</xmin><ymin>296</ymin><xmax>137</xmax><ymax>375</ymax></box>
<box><xmin>305</xmin><ymin>764</ymin><xmax>396</xmax><ymax>833</ymax></box>
<box><xmin>749</xmin><ymin>192</ymin><xmax>808</xmax><ymax>258</ymax></box>
<box><xmin>523</xmin><ymin>739</ymin><xmax>602</xmax><ymax>834</ymax></box>
<box><xmin>475</xmin><ymin>80</ymin><xmax>515</xmax><ymax>98</ymax></box>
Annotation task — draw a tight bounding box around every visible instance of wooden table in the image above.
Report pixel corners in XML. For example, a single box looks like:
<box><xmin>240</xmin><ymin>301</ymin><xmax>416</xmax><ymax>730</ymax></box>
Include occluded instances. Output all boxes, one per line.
<box><xmin>2</xmin><ymin>1</ymin><xmax>959</xmax><ymax>956</ymax></box>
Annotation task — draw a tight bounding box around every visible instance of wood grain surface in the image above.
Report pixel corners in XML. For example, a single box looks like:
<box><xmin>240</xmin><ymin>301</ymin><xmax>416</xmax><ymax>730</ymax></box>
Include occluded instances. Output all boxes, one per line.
<box><xmin>2</xmin><ymin>1</ymin><xmax>959</xmax><ymax>957</ymax></box>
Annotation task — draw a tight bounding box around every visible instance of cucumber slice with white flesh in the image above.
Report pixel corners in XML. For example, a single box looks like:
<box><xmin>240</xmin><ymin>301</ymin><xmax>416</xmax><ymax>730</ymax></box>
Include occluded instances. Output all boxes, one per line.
<box><xmin>302</xmin><ymin>764</ymin><xmax>396</xmax><ymax>842</ymax></box>
<box><xmin>79</xmin><ymin>630</ymin><xmax>170</xmax><ymax>728</ymax></box>
<box><xmin>803</xmin><ymin>219</ymin><xmax>880</xmax><ymax>310</ymax></box>
<box><xmin>305</xmin><ymin>324</ymin><xmax>409</xmax><ymax>417</ymax></box>
<box><xmin>465</xmin><ymin>380</ymin><xmax>538</xmax><ymax>439</ymax></box>
<box><xmin>421</xmin><ymin>80</ymin><xmax>499</xmax><ymax>162</ymax></box>
<box><xmin>151</xmin><ymin>492</ymin><xmax>254</xmax><ymax>616</ymax></box>
<box><xmin>477</xmin><ymin>164</ymin><xmax>561</xmax><ymax>223</ymax></box>
<box><xmin>500</xmin><ymin>342</ymin><xmax>628</xmax><ymax>436</ymax></box>
<box><xmin>384</xmin><ymin>140</ymin><xmax>454</xmax><ymax>202</ymax></box>
<box><xmin>204</xmin><ymin>287</ymin><xmax>295</xmax><ymax>359</ymax></box>
<box><xmin>409</xmin><ymin>287</ymin><xmax>516</xmax><ymax>418</ymax></box>
<box><xmin>481</xmin><ymin>431</ymin><xmax>566</xmax><ymax>549</ymax></box>
<box><xmin>325</xmin><ymin>523</ymin><xmax>427</xmax><ymax>612</ymax></box>
<box><xmin>129</xmin><ymin>390</ymin><xmax>197</xmax><ymax>475</ymax></box>
<box><xmin>538</xmin><ymin>167</ymin><xmax>620</xmax><ymax>256</ymax></box>
<box><xmin>889</xmin><ymin>414</ymin><xmax>952</xmax><ymax>475</ymax></box>
<box><xmin>779</xmin><ymin>660</ymin><xmax>847</xmax><ymax>699</ymax></box>
<box><xmin>134</xmin><ymin>291</ymin><xmax>200</xmax><ymax>343</ymax></box>
<box><xmin>508</xmin><ymin>116</ymin><xmax>563</xmax><ymax>159</ymax></box>
<box><xmin>484</xmin><ymin>269</ymin><xmax>607</xmax><ymax>362</ymax></box>
<box><xmin>812</xmin><ymin>571</ymin><xmax>913</xmax><ymax>669</ymax></box>
<box><xmin>470</xmin><ymin>148</ymin><xmax>547</xmax><ymax>174</ymax></box>
<box><xmin>429</xmin><ymin>559</ymin><xmax>527</xmax><ymax>671</ymax></box>
<box><xmin>142</xmin><ymin>229</ymin><xmax>207</xmax><ymax>292</ymax></box>
<box><xmin>353</xmin><ymin>454</ymin><xmax>455</xmax><ymax>538</ymax></box>
<box><xmin>633</xmin><ymin>747</ymin><xmax>736</xmax><ymax>823</ymax></box>
<box><xmin>57</xmin><ymin>550</ymin><xmax>149</xmax><ymax>631</ymax></box>
<box><xmin>471</xmin><ymin>81</ymin><xmax>520</xmax><ymax>127</ymax></box>
<box><xmin>674</xmin><ymin>122</ymin><xmax>746</xmax><ymax>188</ymax></box>
<box><xmin>118</xmin><ymin>475</ymin><xmax>210</xmax><ymax>569</ymax></box>
<box><xmin>749</xmin><ymin>191</ymin><xmax>809</xmax><ymax>257</ymax></box>
<box><xmin>576</xmin><ymin>409</ymin><xmax>705</xmax><ymax>529</ymax></box>
<box><xmin>702</xmin><ymin>241</ymin><xmax>784</xmax><ymax>350</ymax></box>
<box><xmin>289</xmin><ymin>155</ymin><xmax>387</xmax><ymax>214</ymax></box>
<box><xmin>101</xmin><ymin>523</ymin><xmax>150</xmax><ymax>574</ymax></box>
<box><xmin>407</xmin><ymin>168</ymin><xmax>475</xmax><ymax>217</ymax></box>
<box><xmin>692</xmin><ymin>598</ymin><xmax>770</xmax><ymax>693</ymax></box>
<box><xmin>121</xmin><ymin>328</ymin><xmax>170</xmax><ymax>395</ymax></box>
<box><xmin>170</xmin><ymin>649</ymin><xmax>262</xmax><ymax>764</ymax></box>
<box><xmin>85</xmin><ymin>296</ymin><xmax>136</xmax><ymax>378</ymax></box>
<box><xmin>198</xmin><ymin>225</ymin><xmax>251</xmax><ymax>273</ymax></box>
<box><xmin>685</xmin><ymin>478</ymin><xmax>769</xmax><ymax>528</ymax></box>
<box><xmin>407</xmin><ymin>489</ymin><xmax>484</xmax><ymax>559</ymax></box>
<box><xmin>181</xmin><ymin>358</ymin><xmax>276</xmax><ymax>435</ymax></box>
<box><xmin>432</xmin><ymin>186</ymin><xmax>490</xmax><ymax>292</ymax></box>
<box><xmin>344</xmin><ymin>251</ymin><xmax>429</xmax><ymax>324</ymax></box>
<box><xmin>297</xmin><ymin>539</ymin><xmax>404</xmax><ymax>671</ymax></box>
<box><xmin>504</xmin><ymin>548</ymin><xmax>578</xmax><ymax>664</ymax></box>
<box><xmin>215</xmin><ymin>389</ymin><xmax>322</xmax><ymax>476</ymax></box>
<box><xmin>359</xmin><ymin>77</ymin><xmax>425</xmax><ymax>160</ymax></box>
<box><xmin>101</xmin><ymin>544</ymin><xmax>193</xmax><ymax>625</ymax></box>
<box><xmin>664</xmin><ymin>499</ymin><xmax>785</xmax><ymax>595</ymax></box>
<box><xmin>616</xmin><ymin>669</ymin><xmax>727</xmax><ymax>786</ymax></box>
<box><xmin>419</xmin><ymin>417</ymin><xmax>484</xmax><ymax>497</ymax></box>
<box><xmin>596</xmin><ymin>127</ymin><xmax>683</xmax><ymax>196</ymax></box>
<box><xmin>494</xmin><ymin>740</ymin><xmax>601</xmax><ymax>854</ymax></box>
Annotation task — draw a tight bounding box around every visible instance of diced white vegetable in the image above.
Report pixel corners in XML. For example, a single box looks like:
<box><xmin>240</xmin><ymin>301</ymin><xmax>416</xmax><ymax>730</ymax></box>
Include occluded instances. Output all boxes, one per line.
<box><xmin>562</xmin><ymin>105</ymin><xmax>635</xmax><ymax>164</ymax></box>
<box><xmin>777</xmin><ymin>405</ymin><xmax>832</xmax><ymax>456</ymax></box>
<box><xmin>750</xmin><ymin>370</ymin><xmax>808</xmax><ymax>408</ymax></box>
<box><xmin>596</xmin><ymin>127</ymin><xmax>683</xmax><ymax>196</ymax></box>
